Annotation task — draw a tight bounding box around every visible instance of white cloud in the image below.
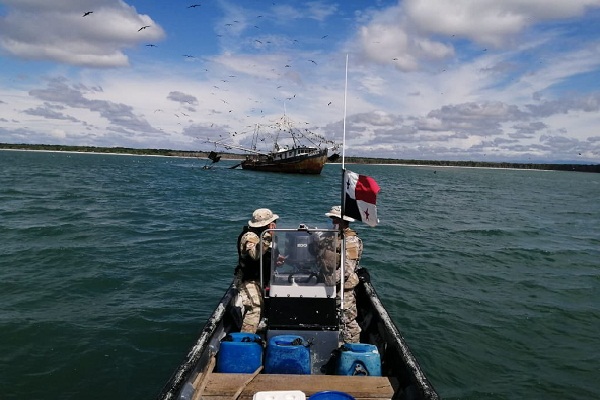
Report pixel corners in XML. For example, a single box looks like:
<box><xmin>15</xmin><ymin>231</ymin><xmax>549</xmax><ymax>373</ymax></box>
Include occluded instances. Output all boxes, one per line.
<box><xmin>0</xmin><ymin>0</ymin><xmax>599</xmax><ymax>162</ymax></box>
<box><xmin>0</xmin><ymin>0</ymin><xmax>165</xmax><ymax>67</ymax></box>
<box><xmin>405</xmin><ymin>0</ymin><xmax>600</xmax><ymax>47</ymax></box>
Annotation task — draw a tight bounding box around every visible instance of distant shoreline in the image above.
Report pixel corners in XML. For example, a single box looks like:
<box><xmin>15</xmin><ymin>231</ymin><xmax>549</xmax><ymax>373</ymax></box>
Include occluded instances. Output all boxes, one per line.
<box><xmin>1</xmin><ymin>143</ymin><xmax>598</xmax><ymax>173</ymax></box>
<box><xmin>0</xmin><ymin>147</ymin><xmax>245</xmax><ymax>160</ymax></box>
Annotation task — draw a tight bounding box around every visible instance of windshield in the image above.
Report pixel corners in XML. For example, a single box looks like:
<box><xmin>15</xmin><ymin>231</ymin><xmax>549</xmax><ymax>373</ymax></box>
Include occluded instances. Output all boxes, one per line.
<box><xmin>265</xmin><ymin>228</ymin><xmax>338</xmax><ymax>299</ymax></box>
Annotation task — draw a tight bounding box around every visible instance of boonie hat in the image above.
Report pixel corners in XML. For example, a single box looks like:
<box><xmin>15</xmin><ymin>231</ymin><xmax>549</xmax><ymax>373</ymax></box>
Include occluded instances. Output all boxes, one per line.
<box><xmin>325</xmin><ymin>205</ymin><xmax>355</xmax><ymax>222</ymax></box>
<box><xmin>248</xmin><ymin>208</ymin><xmax>279</xmax><ymax>227</ymax></box>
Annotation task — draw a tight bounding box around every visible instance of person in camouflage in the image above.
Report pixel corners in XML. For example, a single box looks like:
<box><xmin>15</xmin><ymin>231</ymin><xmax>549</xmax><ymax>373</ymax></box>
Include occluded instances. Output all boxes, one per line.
<box><xmin>235</xmin><ymin>208</ymin><xmax>279</xmax><ymax>333</ymax></box>
<box><xmin>324</xmin><ymin>205</ymin><xmax>363</xmax><ymax>344</ymax></box>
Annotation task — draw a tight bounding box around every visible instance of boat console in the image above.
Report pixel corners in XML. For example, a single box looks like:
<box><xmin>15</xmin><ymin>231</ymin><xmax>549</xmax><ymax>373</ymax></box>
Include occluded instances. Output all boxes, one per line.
<box><xmin>261</xmin><ymin>226</ymin><xmax>342</xmax><ymax>374</ymax></box>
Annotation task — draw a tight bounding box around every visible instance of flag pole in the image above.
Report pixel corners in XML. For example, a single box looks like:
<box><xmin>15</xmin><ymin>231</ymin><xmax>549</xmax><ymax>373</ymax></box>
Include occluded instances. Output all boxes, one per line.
<box><xmin>342</xmin><ymin>53</ymin><xmax>348</xmax><ymax>171</ymax></box>
<box><xmin>338</xmin><ymin>54</ymin><xmax>349</xmax><ymax>320</ymax></box>
<box><xmin>341</xmin><ymin>53</ymin><xmax>349</xmax><ymax>216</ymax></box>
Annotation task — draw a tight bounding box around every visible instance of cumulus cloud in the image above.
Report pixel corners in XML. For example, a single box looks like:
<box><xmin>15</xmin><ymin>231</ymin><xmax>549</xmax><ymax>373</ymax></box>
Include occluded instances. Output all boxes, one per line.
<box><xmin>23</xmin><ymin>105</ymin><xmax>80</xmax><ymax>122</ymax></box>
<box><xmin>526</xmin><ymin>93</ymin><xmax>600</xmax><ymax>117</ymax></box>
<box><xmin>28</xmin><ymin>78</ymin><xmax>158</xmax><ymax>133</ymax></box>
<box><xmin>354</xmin><ymin>0</ymin><xmax>600</xmax><ymax>71</ymax></box>
<box><xmin>405</xmin><ymin>0</ymin><xmax>600</xmax><ymax>47</ymax></box>
<box><xmin>167</xmin><ymin>91</ymin><xmax>199</xmax><ymax>105</ymax></box>
<box><xmin>1</xmin><ymin>0</ymin><xmax>599</xmax><ymax>162</ymax></box>
<box><xmin>0</xmin><ymin>0</ymin><xmax>165</xmax><ymax>67</ymax></box>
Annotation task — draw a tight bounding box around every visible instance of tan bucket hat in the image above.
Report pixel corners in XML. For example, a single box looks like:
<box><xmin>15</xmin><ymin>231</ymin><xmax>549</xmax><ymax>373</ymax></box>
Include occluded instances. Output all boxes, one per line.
<box><xmin>248</xmin><ymin>208</ymin><xmax>279</xmax><ymax>227</ymax></box>
<box><xmin>325</xmin><ymin>205</ymin><xmax>355</xmax><ymax>222</ymax></box>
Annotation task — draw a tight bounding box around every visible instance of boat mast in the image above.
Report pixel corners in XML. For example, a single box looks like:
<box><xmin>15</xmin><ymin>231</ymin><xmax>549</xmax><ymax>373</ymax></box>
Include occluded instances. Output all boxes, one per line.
<box><xmin>251</xmin><ymin>123</ymin><xmax>259</xmax><ymax>151</ymax></box>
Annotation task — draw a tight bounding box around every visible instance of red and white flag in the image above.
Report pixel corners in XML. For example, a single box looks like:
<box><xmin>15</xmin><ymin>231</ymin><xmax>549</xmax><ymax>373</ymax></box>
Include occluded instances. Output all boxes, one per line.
<box><xmin>344</xmin><ymin>170</ymin><xmax>380</xmax><ymax>227</ymax></box>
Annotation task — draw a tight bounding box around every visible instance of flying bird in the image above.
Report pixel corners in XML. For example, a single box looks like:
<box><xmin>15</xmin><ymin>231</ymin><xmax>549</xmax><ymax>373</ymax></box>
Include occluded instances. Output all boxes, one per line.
<box><xmin>146</xmin><ymin>44</ymin><xmax>157</xmax><ymax>47</ymax></box>
<box><xmin>138</xmin><ymin>25</ymin><xmax>150</xmax><ymax>32</ymax></box>
<box><xmin>82</xmin><ymin>11</ymin><xmax>93</xmax><ymax>17</ymax></box>
<box><xmin>187</xmin><ymin>4</ymin><xmax>201</xmax><ymax>8</ymax></box>
<box><xmin>308</xmin><ymin>59</ymin><xmax>317</xmax><ymax>65</ymax></box>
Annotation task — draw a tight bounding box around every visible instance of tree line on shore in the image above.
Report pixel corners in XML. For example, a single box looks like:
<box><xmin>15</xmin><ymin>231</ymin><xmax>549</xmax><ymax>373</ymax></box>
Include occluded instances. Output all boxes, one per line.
<box><xmin>1</xmin><ymin>142</ymin><xmax>598</xmax><ymax>173</ymax></box>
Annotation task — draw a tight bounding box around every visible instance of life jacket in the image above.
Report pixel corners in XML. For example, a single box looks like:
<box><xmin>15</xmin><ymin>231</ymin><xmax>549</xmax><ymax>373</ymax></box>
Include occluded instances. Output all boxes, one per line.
<box><xmin>235</xmin><ymin>226</ymin><xmax>272</xmax><ymax>284</ymax></box>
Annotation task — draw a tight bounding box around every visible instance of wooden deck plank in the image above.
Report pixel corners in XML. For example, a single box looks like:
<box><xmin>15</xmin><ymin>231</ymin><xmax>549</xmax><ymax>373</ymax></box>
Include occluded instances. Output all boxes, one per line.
<box><xmin>200</xmin><ymin>373</ymin><xmax>397</xmax><ymax>400</ymax></box>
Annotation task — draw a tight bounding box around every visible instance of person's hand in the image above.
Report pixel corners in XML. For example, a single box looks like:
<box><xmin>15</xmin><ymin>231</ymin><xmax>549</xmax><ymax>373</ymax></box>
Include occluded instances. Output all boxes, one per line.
<box><xmin>276</xmin><ymin>254</ymin><xmax>288</xmax><ymax>266</ymax></box>
<box><xmin>261</xmin><ymin>232</ymin><xmax>273</xmax><ymax>251</ymax></box>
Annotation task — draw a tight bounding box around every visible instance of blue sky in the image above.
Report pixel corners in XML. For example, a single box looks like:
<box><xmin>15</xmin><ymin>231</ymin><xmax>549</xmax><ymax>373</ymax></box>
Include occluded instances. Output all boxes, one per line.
<box><xmin>1</xmin><ymin>0</ymin><xmax>599</xmax><ymax>163</ymax></box>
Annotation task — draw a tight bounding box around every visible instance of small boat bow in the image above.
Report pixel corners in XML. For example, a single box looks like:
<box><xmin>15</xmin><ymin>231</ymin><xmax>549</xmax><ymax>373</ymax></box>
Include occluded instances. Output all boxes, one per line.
<box><xmin>157</xmin><ymin>226</ymin><xmax>439</xmax><ymax>400</ymax></box>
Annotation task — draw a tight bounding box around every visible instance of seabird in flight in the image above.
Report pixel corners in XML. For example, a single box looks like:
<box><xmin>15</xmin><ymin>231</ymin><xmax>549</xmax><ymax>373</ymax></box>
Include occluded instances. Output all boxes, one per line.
<box><xmin>82</xmin><ymin>11</ymin><xmax>93</xmax><ymax>17</ymax></box>
<box><xmin>138</xmin><ymin>25</ymin><xmax>151</xmax><ymax>32</ymax></box>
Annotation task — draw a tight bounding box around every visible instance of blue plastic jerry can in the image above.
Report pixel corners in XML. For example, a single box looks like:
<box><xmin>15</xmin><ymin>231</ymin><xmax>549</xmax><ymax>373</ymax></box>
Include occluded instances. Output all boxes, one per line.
<box><xmin>335</xmin><ymin>343</ymin><xmax>381</xmax><ymax>376</ymax></box>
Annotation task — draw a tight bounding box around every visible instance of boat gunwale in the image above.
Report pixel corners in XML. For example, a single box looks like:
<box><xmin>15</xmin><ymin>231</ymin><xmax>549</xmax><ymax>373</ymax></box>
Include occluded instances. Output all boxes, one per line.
<box><xmin>156</xmin><ymin>282</ymin><xmax>237</xmax><ymax>400</ymax></box>
<box><xmin>156</xmin><ymin>271</ymin><xmax>440</xmax><ymax>400</ymax></box>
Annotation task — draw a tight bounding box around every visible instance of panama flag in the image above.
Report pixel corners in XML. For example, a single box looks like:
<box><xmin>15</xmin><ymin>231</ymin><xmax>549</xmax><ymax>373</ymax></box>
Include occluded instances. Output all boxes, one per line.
<box><xmin>344</xmin><ymin>170</ymin><xmax>381</xmax><ymax>227</ymax></box>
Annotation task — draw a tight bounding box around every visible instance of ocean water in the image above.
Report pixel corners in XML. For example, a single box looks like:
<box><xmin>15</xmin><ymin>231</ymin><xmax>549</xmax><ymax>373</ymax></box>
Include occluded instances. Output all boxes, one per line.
<box><xmin>0</xmin><ymin>150</ymin><xmax>598</xmax><ymax>400</ymax></box>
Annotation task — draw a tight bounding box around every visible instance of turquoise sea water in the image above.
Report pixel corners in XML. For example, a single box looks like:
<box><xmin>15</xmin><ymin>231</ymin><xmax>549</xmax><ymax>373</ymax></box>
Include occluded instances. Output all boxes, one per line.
<box><xmin>1</xmin><ymin>150</ymin><xmax>599</xmax><ymax>400</ymax></box>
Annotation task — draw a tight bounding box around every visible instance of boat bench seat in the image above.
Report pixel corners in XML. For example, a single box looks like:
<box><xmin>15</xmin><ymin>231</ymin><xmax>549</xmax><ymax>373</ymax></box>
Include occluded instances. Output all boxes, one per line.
<box><xmin>198</xmin><ymin>373</ymin><xmax>398</xmax><ymax>400</ymax></box>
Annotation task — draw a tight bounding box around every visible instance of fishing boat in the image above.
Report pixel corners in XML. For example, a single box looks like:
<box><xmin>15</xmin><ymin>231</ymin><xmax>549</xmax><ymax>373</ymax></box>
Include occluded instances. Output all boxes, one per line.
<box><xmin>206</xmin><ymin>114</ymin><xmax>339</xmax><ymax>175</ymax></box>
<box><xmin>240</xmin><ymin>146</ymin><xmax>329</xmax><ymax>174</ymax></box>
<box><xmin>156</xmin><ymin>226</ymin><xmax>440</xmax><ymax>400</ymax></box>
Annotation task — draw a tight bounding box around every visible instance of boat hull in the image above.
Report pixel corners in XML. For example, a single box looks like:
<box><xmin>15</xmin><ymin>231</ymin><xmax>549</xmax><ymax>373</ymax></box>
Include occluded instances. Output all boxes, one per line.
<box><xmin>241</xmin><ymin>149</ymin><xmax>328</xmax><ymax>174</ymax></box>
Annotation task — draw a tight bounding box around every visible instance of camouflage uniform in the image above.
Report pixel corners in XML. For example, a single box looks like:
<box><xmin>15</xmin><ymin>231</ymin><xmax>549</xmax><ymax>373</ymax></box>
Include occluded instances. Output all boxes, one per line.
<box><xmin>235</xmin><ymin>277</ymin><xmax>263</xmax><ymax>333</ymax></box>
<box><xmin>318</xmin><ymin>227</ymin><xmax>363</xmax><ymax>343</ymax></box>
<box><xmin>340</xmin><ymin>228</ymin><xmax>363</xmax><ymax>343</ymax></box>
<box><xmin>235</xmin><ymin>230</ymin><xmax>272</xmax><ymax>333</ymax></box>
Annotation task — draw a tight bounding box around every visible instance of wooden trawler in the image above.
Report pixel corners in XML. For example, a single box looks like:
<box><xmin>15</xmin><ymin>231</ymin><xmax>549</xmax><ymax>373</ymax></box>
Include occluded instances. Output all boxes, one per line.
<box><xmin>157</xmin><ymin>226</ymin><xmax>440</xmax><ymax>400</ymax></box>
<box><xmin>240</xmin><ymin>146</ymin><xmax>329</xmax><ymax>174</ymax></box>
<box><xmin>206</xmin><ymin>115</ymin><xmax>338</xmax><ymax>175</ymax></box>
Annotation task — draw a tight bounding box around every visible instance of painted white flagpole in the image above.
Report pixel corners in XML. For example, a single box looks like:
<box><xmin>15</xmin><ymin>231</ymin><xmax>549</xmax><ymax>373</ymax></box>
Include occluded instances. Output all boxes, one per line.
<box><xmin>342</xmin><ymin>53</ymin><xmax>348</xmax><ymax>170</ymax></box>
<box><xmin>341</xmin><ymin>53</ymin><xmax>349</xmax><ymax>214</ymax></box>
<box><xmin>339</xmin><ymin>54</ymin><xmax>349</xmax><ymax>320</ymax></box>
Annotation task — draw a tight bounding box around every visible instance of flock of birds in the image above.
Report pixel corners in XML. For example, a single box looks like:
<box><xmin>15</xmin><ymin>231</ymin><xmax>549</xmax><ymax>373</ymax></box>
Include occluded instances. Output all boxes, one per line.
<box><xmin>81</xmin><ymin>4</ymin><xmax>339</xmax><ymax>151</ymax></box>
<box><xmin>6</xmin><ymin>5</ymin><xmax>580</xmax><ymax>162</ymax></box>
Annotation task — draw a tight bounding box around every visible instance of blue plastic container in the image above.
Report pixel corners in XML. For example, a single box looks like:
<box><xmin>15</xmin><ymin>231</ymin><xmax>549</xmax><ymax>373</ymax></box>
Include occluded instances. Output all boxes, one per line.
<box><xmin>217</xmin><ymin>332</ymin><xmax>263</xmax><ymax>373</ymax></box>
<box><xmin>309</xmin><ymin>391</ymin><xmax>355</xmax><ymax>400</ymax></box>
<box><xmin>265</xmin><ymin>335</ymin><xmax>310</xmax><ymax>374</ymax></box>
<box><xmin>335</xmin><ymin>343</ymin><xmax>381</xmax><ymax>376</ymax></box>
